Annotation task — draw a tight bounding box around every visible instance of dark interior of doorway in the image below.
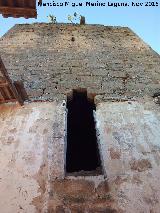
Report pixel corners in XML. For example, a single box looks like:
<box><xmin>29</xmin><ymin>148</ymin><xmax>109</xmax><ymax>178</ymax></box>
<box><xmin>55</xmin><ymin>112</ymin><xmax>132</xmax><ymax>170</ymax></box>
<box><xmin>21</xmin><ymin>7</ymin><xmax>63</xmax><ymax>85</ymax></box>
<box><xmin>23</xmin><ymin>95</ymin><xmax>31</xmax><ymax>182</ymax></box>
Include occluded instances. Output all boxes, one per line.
<box><xmin>66</xmin><ymin>89</ymin><xmax>102</xmax><ymax>175</ymax></box>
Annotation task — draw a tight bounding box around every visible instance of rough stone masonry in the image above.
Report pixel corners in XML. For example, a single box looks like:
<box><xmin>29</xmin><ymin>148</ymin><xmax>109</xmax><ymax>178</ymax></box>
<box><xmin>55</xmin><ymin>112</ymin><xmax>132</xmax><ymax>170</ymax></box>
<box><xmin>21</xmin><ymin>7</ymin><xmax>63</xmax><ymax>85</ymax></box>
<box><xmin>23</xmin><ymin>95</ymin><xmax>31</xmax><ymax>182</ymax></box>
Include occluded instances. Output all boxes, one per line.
<box><xmin>0</xmin><ymin>23</ymin><xmax>160</xmax><ymax>213</ymax></box>
<box><xmin>0</xmin><ymin>23</ymin><xmax>160</xmax><ymax>101</ymax></box>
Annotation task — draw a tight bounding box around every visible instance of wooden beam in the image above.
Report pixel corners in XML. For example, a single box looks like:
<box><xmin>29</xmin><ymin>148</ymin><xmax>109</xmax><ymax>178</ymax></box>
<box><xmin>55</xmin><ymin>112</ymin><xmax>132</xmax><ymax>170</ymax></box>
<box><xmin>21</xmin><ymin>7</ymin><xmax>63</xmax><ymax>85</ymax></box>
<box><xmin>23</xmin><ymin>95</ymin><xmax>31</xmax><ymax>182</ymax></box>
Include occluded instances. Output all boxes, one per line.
<box><xmin>28</xmin><ymin>0</ymin><xmax>36</xmax><ymax>8</ymax></box>
<box><xmin>0</xmin><ymin>82</ymin><xmax>8</xmax><ymax>87</ymax></box>
<box><xmin>0</xmin><ymin>57</ymin><xmax>24</xmax><ymax>105</ymax></box>
<box><xmin>7</xmin><ymin>0</ymin><xmax>15</xmax><ymax>7</ymax></box>
<box><xmin>0</xmin><ymin>6</ymin><xmax>37</xmax><ymax>18</ymax></box>
<box><xmin>0</xmin><ymin>98</ymin><xmax>17</xmax><ymax>103</ymax></box>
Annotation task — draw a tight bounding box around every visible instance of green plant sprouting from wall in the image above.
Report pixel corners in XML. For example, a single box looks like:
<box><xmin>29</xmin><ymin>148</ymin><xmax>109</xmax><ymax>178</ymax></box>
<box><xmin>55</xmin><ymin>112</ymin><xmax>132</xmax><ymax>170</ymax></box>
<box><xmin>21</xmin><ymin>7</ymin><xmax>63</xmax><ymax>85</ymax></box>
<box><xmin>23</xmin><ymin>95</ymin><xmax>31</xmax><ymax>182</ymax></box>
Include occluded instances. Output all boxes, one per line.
<box><xmin>47</xmin><ymin>14</ymin><xmax>57</xmax><ymax>23</ymax></box>
<box><xmin>68</xmin><ymin>12</ymin><xmax>85</xmax><ymax>24</ymax></box>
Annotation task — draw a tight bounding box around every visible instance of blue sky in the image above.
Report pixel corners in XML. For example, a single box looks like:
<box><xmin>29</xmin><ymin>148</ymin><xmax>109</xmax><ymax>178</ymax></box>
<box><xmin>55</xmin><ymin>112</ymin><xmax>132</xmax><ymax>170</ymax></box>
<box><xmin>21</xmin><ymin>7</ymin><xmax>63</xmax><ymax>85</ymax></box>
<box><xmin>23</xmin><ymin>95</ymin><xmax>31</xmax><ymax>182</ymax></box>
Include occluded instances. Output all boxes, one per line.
<box><xmin>0</xmin><ymin>0</ymin><xmax>160</xmax><ymax>54</ymax></box>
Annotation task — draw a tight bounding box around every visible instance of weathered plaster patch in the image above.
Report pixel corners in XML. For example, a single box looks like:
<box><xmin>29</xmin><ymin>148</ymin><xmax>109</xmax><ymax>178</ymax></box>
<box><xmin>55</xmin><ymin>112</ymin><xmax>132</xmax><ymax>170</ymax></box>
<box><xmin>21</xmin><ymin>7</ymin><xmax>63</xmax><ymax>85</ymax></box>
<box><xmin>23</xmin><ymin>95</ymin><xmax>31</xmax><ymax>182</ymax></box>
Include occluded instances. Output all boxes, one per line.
<box><xmin>0</xmin><ymin>102</ymin><xmax>63</xmax><ymax>213</ymax></box>
<box><xmin>95</xmin><ymin>100</ymin><xmax>160</xmax><ymax>212</ymax></box>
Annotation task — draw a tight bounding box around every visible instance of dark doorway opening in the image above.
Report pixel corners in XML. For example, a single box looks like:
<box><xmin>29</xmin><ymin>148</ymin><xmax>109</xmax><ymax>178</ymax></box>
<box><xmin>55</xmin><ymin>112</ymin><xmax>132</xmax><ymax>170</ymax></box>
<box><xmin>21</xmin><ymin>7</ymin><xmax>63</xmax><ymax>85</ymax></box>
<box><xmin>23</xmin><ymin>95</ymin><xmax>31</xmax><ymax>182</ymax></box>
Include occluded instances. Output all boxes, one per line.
<box><xmin>66</xmin><ymin>89</ymin><xmax>102</xmax><ymax>175</ymax></box>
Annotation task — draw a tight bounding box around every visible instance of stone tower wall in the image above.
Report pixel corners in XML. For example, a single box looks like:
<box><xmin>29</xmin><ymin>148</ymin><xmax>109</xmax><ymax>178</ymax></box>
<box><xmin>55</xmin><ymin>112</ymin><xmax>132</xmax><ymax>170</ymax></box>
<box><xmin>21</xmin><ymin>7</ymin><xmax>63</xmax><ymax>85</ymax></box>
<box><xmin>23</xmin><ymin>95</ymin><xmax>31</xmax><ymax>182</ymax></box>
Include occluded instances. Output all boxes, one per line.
<box><xmin>0</xmin><ymin>23</ymin><xmax>160</xmax><ymax>101</ymax></box>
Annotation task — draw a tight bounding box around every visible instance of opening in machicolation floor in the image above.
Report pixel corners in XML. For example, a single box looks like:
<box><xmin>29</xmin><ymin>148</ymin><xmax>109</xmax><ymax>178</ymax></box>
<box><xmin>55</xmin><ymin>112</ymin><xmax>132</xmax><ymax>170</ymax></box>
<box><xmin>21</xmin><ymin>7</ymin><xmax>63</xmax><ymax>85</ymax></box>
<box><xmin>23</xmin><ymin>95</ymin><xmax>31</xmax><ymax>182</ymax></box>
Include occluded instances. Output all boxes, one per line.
<box><xmin>66</xmin><ymin>89</ymin><xmax>103</xmax><ymax>175</ymax></box>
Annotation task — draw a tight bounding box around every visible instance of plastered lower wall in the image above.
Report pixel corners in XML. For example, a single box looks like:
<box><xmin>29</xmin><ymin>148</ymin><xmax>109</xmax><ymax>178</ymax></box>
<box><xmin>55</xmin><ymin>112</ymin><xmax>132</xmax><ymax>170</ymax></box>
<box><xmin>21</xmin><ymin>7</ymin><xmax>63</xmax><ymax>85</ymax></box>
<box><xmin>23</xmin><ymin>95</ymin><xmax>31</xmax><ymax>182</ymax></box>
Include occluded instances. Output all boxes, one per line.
<box><xmin>0</xmin><ymin>99</ymin><xmax>160</xmax><ymax>212</ymax></box>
